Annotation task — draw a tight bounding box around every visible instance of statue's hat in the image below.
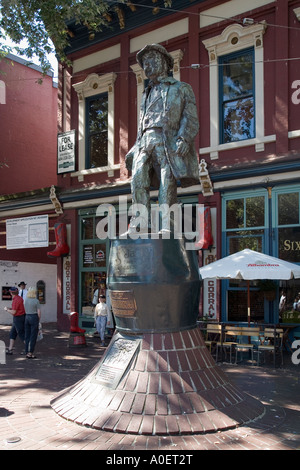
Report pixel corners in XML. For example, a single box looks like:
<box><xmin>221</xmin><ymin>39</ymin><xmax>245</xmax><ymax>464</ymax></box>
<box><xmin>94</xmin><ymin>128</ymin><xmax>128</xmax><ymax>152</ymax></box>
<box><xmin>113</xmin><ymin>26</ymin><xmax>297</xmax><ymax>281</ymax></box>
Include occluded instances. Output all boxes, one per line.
<box><xmin>136</xmin><ymin>43</ymin><xmax>174</xmax><ymax>72</ymax></box>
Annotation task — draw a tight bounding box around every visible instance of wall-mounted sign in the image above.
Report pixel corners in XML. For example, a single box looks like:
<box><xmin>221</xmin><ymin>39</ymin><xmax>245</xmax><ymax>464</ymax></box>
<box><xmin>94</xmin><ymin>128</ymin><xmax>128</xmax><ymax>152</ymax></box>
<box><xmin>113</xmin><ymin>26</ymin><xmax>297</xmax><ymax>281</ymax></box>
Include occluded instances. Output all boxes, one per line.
<box><xmin>36</xmin><ymin>280</ymin><xmax>46</xmax><ymax>304</ymax></box>
<box><xmin>6</xmin><ymin>215</ymin><xmax>48</xmax><ymax>250</ymax></box>
<box><xmin>2</xmin><ymin>287</ymin><xmax>12</xmax><ymax>301</ymax></box>
<box><xmin>203</xmin><ymin>249</ymin><xmax>218</xmax><ymax>320</ymax></box>
<box><xmin>63</xmin><ymin>256</ymin><xmax>71</xmax><ymax>314</ymax></box>
<box><xmin>57</xmin><ymin>130</ymin><xmax>75</xmax><ymax>174</ymax></box>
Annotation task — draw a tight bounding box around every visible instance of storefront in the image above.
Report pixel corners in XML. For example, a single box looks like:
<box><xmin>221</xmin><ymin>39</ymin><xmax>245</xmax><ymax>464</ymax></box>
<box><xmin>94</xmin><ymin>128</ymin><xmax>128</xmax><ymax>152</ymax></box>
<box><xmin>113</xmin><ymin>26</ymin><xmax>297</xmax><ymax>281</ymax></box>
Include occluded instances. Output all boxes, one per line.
<box><xmin>221</xmin><ymin>184</ymin><xmax>300</xmax><ymax>324</ymax></box>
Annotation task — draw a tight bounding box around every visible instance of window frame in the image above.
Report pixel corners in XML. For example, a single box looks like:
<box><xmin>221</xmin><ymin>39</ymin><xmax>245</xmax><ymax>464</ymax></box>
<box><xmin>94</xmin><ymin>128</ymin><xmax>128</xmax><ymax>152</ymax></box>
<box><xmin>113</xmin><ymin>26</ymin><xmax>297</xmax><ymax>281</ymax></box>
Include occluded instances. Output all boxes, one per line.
<box><xmin>201</xmin><ymin>22</ymin><xmax>272</xmax><ymax>160</ymax></box>
<box><xmin>72</xmin><ymin>72</ymin><xmax>118</xmax><ymax>176</ymax></box>
<box><xmin>219</xmin><ymin>47</ymin><xmax>255</xmax><ymax>144</ymax></box>
<box><xmin>85</xmin><ymin>92</ymin><xmax>109</xmax><ymax>169</ymax></box>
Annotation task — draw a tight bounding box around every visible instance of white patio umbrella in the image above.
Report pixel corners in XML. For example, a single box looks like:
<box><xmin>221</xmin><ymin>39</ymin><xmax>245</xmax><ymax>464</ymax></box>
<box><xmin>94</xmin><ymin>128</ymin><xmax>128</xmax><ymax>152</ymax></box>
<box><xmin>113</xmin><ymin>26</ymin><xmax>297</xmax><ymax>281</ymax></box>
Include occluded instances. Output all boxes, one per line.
<box><xmin>199</xmin><ymin>249</ymin><xmax>300</xmax><ymax>324</ymax></box>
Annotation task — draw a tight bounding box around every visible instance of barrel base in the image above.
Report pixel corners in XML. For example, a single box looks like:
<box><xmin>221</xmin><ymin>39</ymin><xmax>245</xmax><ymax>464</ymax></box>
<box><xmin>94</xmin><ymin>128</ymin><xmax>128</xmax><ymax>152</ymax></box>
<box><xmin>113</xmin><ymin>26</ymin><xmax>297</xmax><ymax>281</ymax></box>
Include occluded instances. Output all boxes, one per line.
<box><xmin>51</xmin><ymin>327</ymin><xmax>265</xmax><ymax>435</ymax></box>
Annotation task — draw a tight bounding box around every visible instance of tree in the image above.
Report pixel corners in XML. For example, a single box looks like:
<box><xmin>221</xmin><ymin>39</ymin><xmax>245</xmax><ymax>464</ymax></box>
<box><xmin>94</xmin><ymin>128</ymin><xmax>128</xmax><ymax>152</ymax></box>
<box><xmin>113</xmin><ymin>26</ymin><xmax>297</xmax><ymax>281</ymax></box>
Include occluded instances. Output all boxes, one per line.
<box><xmin>0</xmin><ymin>0</ymin><xmax>173</xmax><ymax>74</ymax></box>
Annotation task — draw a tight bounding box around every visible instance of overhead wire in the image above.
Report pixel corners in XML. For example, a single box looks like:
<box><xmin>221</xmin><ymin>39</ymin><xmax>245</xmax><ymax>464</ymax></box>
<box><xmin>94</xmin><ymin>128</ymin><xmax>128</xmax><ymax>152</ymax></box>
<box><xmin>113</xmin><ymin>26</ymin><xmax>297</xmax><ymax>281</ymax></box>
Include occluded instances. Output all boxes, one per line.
<box><xmin>2</xmin><ymin>0</ymin><xmax>300</xmax><ymax>82</ymax></box>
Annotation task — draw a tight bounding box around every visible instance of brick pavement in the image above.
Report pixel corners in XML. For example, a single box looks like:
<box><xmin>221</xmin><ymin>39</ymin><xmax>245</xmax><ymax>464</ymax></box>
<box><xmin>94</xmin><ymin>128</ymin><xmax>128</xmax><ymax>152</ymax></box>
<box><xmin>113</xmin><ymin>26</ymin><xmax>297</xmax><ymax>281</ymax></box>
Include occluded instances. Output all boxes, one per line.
<box><xmin>0</xmin><ymin>324</ymin><xmax>300</xmax><ymax>451</ymax></box>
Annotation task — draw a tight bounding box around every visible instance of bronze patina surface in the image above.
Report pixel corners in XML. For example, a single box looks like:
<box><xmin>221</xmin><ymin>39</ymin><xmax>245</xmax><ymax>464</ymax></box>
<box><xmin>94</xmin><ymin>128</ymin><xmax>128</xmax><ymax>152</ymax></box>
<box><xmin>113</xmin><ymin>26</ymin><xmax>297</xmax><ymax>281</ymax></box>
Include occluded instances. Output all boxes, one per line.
<box><xmin>126</xmin><ymin>43</ymin><xmax>199</xmax><ymax>232</ymax></box>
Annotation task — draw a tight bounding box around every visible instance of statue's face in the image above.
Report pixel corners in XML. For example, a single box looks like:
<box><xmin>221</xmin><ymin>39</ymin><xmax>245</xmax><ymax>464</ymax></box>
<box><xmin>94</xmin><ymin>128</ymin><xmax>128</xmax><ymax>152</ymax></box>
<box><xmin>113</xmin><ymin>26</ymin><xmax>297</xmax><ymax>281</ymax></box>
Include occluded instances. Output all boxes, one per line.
<box><xmin>142</xmin><ymin>50</ymin><xmax>167</xmax><ymax>81</ymax></box>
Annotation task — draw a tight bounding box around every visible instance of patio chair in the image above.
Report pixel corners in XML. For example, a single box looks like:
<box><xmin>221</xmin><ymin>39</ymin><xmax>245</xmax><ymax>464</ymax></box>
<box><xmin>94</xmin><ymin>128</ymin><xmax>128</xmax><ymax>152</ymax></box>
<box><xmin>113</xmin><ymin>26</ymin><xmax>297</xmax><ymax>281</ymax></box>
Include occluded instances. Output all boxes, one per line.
<box><xmin>204</xmin><ymin>323</ymin><xmax>222</xmax><ymax>356</ymax></box>
<box><xmin>216</xmin><ymin>326</ymin><xmax>242</xmax><ymax>363</ymax></box>
<box><xmin>235</xmin><ymin>327</ymin><xmax>260</xmax><ymax>365</ymax></box>
<box><xmin>257</xmin><ymin>327</ymin><xmax>284</xmax><ymax>367</ymax></box>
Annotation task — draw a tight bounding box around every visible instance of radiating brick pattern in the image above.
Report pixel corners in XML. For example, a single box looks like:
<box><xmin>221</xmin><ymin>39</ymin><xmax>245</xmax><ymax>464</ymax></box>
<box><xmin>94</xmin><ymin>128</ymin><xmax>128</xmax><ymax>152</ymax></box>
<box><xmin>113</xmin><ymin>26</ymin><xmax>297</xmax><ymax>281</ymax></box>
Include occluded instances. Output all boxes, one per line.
<box><xmin>51</xmin><ymin>327</ymin><xmax>265</xmax><ymax>435</ymax></box>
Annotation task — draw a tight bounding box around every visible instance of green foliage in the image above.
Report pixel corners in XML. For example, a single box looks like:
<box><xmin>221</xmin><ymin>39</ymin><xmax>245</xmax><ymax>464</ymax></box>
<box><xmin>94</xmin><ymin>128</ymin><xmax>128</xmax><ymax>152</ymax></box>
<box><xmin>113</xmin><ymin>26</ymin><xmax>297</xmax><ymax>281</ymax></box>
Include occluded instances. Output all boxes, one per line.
<box><xmin>0</xmin><ymin>1</ymin><xmax>174</xmax><ymax>74</ymax></box>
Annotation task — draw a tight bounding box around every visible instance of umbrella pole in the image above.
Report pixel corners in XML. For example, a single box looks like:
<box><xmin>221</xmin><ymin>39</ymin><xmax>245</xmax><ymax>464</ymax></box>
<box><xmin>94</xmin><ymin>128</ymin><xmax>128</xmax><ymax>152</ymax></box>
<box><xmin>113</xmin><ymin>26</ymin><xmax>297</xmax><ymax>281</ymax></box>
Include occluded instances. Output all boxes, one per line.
<box><xmin>247</xmin><ymin>280</ymin><xmax>250</xmax><ymax>326</ymax></box>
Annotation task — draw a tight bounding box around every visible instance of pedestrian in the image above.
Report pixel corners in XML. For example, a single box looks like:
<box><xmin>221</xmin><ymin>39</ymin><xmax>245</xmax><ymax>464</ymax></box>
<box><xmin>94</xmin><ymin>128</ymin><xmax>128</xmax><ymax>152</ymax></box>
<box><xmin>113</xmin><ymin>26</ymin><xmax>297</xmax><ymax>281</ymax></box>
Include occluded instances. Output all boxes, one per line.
<box><xmin>24</xmin><ymin>287</ymin><xmax>41</xmax><ymax>359</ymax></box>
<box><xmin>4</xmin><ymin>286</ymin><xmax>25</xmax><ymax>355</ymax></box>
<box><xmin>293</xmin><ymin>296</ymin><xmax>299</xmax><ymax>311</ymax></box>
<box><xmin>94</xmin><ymin>294</ymin><xmax>109</xmax><ymax>346</ymax></box>
<box><xmin>125</xmin><ymin>43</ymin><xmax>199</xmax><ymax>234</ymax></box>
<box><xmin>18</xmin><ymin>281</ymin><xmax>28</xmax><ymax>300</ymax></box>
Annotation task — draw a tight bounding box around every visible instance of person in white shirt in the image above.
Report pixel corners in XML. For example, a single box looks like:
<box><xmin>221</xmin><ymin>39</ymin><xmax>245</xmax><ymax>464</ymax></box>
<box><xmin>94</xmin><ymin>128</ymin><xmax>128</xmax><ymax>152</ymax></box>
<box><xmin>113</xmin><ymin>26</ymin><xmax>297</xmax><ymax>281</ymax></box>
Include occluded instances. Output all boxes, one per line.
<box><xmin>18</xmin><ymin>282</ymin><xmax>28</xmax><ymax>301</ymax></box>
<box><xmin>94</xmin><ymin>295</ymin><xmax>109</xmax><ymax>346</ymax></box>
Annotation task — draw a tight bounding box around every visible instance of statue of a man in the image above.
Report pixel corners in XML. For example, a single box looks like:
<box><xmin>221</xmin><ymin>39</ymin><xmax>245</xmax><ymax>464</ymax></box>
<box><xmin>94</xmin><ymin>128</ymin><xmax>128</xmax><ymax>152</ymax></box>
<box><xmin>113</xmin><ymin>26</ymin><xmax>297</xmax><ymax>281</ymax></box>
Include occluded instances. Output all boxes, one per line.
<box><xmin>126</xmin><ymin>43</ymin><xmax>199</xmax><ymax>233</ymax></box>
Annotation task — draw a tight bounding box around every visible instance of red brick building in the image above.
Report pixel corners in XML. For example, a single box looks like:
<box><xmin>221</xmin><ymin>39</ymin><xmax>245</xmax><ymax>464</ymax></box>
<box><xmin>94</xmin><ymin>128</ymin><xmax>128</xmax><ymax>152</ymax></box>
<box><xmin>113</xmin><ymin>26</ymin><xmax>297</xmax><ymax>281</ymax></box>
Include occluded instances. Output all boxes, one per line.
<box><xmin>0</xmin><ymin>53</ymin><xmax>58</xmax><ymax>323</ymax></box>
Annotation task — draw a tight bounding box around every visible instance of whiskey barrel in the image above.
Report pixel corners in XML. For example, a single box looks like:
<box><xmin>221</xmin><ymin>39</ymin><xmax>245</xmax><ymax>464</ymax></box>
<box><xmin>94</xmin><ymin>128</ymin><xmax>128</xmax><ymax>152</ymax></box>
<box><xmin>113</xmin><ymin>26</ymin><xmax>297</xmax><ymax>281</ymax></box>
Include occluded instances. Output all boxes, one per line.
<box><xmin>107</xmin><ymin>237</ymin><xmax>201</xmax><ymax>334</ymax></box>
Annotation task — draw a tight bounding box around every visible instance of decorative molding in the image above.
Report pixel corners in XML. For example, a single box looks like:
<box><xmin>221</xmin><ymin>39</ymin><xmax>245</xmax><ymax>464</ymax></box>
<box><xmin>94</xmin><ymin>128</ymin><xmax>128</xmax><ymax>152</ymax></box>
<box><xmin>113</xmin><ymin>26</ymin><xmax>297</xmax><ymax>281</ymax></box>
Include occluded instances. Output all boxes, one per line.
<box><xmin>199</xmin><ymin>159</ymin><xmax>214</xmax><ymax>196</ymax></box>
<box><xmin>202</xmin><ymin>22</ymin><xmax>267</xmax><ymax>58</ymax></box>
<box><xmin>72</xmin><ymin>72</ymin><xmax>117</xmax><ymax>175</ymax></box>
<box><xmin>72</xmin><ymin>72</ymin><xmax>117</xmax><ymax>100</ymax></box>
<box><xmin>50</xmin><ymin>185</ymin><xmax>63</xmax><ymax>215</ymax></box>
<box><xmin>294</xmin><ymin>7</ymin><xmax>300</xmax><ymax>21</ymax></box>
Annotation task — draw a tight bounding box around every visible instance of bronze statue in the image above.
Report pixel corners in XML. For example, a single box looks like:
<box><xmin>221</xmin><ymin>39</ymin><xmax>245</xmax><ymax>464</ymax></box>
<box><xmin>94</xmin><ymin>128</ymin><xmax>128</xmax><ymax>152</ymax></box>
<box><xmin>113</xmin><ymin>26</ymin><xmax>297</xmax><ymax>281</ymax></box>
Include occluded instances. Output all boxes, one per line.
<box><xmin>126</xmin><ymin>44</ymin><xmax>199</xmax><ymax>233</ymax></box>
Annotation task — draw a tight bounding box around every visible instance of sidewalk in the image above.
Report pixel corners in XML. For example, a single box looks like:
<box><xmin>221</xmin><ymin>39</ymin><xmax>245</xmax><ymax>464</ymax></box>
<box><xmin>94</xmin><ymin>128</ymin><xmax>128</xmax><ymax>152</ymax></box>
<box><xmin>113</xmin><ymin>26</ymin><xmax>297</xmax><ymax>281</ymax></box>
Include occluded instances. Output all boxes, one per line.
<box><xmin>0</xmin><ymin>323</ymin><xmax>300</xmax><ymax>451</ymax></box>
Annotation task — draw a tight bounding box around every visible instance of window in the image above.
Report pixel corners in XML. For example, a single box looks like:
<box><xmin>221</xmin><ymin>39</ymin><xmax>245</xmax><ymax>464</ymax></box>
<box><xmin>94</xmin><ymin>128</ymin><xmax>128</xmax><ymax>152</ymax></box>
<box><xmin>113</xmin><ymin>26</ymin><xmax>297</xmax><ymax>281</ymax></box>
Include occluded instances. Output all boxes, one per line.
<box><xmin>73</xmin><ymin>72</ymin><xmax>117</xmax><ymax>174</ymax></box>
<box><xmin>219</xmin><ymin>48</ymin><xmax>255</xmax><ymax>144</ymax></box>
<box><xmin>202</xmin><ymin>22</ymin><xmax>270</xmax><ymax>160</ymax></box>
<box><xmin>86</xmin><ymin>93</ymin><xmax>108</xmax><ymax>168</ymax></box>
<box><xmin>222</xmin><ymin>191</ymin><xmax>268</xmax><ymax>322</ymax></box>
<box><xmin>226</xmin><ymin>195</ymin><xmax>265</xmax><ymax>231</ymax></box>
<box><xmin>274</xmin><ymin>189</ymin><xmax>300</xmax><ymax>263</ymax></box>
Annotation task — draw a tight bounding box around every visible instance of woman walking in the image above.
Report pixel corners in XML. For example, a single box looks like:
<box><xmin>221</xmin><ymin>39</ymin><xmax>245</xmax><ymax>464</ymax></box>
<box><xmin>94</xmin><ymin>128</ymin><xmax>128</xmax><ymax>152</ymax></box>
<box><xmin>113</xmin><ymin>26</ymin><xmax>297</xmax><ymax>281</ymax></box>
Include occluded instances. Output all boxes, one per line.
<box><xmin>24</xmin><ymin>287</ymin><xmax>41</xmax><ymax>359</ymax></box>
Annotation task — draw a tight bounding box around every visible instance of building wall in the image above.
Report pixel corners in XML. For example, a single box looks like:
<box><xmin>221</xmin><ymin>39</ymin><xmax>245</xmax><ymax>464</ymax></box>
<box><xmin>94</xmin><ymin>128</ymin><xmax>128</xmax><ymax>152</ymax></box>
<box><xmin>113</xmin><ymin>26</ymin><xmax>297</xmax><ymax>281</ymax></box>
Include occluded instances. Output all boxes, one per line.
<box><xmin>0</xmin><ymin>260</ymin><xmax>57</xmax><ymax>324</ymax></box>
<box><xmin>0</xmin><ymin>54</ymin><xmax>58</xmax><ymax>195</ymax></box>
<box><xmin>52</xmin><ymin>0</ymin><xmax>300</xmax><ymax>329</ymax></box>
<box><xmin>0</xmin><ymin>55</ymin><xmax>59</xmax><ymax>324</ymax></box>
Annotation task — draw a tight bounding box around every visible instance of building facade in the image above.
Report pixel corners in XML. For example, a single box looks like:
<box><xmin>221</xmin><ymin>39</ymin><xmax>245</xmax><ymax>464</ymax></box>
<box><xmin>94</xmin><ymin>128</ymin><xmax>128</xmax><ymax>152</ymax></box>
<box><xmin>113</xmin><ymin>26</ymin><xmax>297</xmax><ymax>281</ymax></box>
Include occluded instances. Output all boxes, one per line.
<box><xmin>2</xmin><ymin>0</ymin><xmax>300</xmax><ymax>331</ymax></box>
<box><xmin>52</xmin><ymin>0</ymin><xmax>300</xmax><ymax>331</ymax></box>
<box><xmin>0</xmin><ymin>54</ymin><xmax>58</xmax><ymax>324</ymax></box>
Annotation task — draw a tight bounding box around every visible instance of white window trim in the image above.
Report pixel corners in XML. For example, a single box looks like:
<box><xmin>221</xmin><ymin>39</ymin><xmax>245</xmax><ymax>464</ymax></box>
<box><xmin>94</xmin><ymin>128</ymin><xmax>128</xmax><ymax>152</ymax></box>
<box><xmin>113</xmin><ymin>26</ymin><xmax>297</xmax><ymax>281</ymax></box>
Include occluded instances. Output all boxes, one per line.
<box><xmin>0</xmin><ymin>80</ymin><xmax>6</xmax><ymax>104</ymax></box>
<box><xmin>72</xmin><ymin>72</ymin><xmax>118</xmax><ymax>178</ymax></box>
<box><xmin>130</xmin><ymin>49</ymin><xmax>184</xmax><ymax>128</ymax></box>
<box><xmin>201</xmin><ymin>22</ymin><xmax>275</xmax><ymax>160</ymax></box>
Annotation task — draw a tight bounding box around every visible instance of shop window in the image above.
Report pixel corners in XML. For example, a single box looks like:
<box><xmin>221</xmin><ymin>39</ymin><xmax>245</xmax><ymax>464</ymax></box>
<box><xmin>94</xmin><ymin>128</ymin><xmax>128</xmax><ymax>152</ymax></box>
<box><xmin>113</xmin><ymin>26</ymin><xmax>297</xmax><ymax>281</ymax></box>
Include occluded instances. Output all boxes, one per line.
<box><xmin>219</xmin><ymin>48</ymin><xmax>254</xmax><ymax>144</ymax></box>
<box><xmin>223</xmin><ymin>191</ymin><xmax>268</xmax><ymax>322</ymax></box>
<box><xmin>275</xmin><ymin>189</ymin><xmax>300</xmax><ymax>263</ymax></box>
<box><xmin>226</xmin><ymin>195</ymin><xmax>265</xmax><ymax>231</ymax></box>
<box><xmin>278</xmin><ymin>192</ymin><xmax>299</xmax><ymax>226</ymax></box>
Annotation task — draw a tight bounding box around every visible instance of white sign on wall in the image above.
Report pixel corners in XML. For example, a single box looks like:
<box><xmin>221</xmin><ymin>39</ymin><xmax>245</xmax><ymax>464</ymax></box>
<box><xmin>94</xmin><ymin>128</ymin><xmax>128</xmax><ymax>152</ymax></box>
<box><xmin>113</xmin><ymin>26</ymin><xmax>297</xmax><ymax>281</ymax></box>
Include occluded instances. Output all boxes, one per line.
<box><xmin>6</xmin><ymin>215</ymin><xmax>49</xmax><ymax>250</ymax></box>
<box><xmin>57</xmin><ymin>130</ymin><xmax>76</xmax><ymax>174</ymax></box>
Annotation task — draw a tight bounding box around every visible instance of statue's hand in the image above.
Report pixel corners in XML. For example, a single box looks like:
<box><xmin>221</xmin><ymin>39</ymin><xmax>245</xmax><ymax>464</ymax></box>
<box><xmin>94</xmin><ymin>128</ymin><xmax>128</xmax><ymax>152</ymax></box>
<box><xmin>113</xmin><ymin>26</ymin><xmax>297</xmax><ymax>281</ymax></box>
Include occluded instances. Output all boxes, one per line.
<box><xmin>176</xmin><ymin>137</ymin><xmax>189</xmax><ymax>157</ymax></box>
<box><xmin>125</xmin><ymin>150</ymin><xmax>134</xmax><ymax>171</ymax></box>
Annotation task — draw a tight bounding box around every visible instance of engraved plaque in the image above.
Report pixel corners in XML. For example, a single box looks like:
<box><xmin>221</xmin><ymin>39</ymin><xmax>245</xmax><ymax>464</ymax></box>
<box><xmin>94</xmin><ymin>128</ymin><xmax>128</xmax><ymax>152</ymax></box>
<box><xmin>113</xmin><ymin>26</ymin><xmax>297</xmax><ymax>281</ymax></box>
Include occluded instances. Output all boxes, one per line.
<box><xmin>110</xmin><ymin>243</ymin><xmax>154</xmax><ymax>276</ymax></box>
<box><xmin>95</xmin><ymin>334</ymin><xmax>141</xmax><ymax>388</ymax></box>
<box><xmin>110</xmin><ymin>290</ymin><xmax>137</xmax><ymax>317</ymax></box>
